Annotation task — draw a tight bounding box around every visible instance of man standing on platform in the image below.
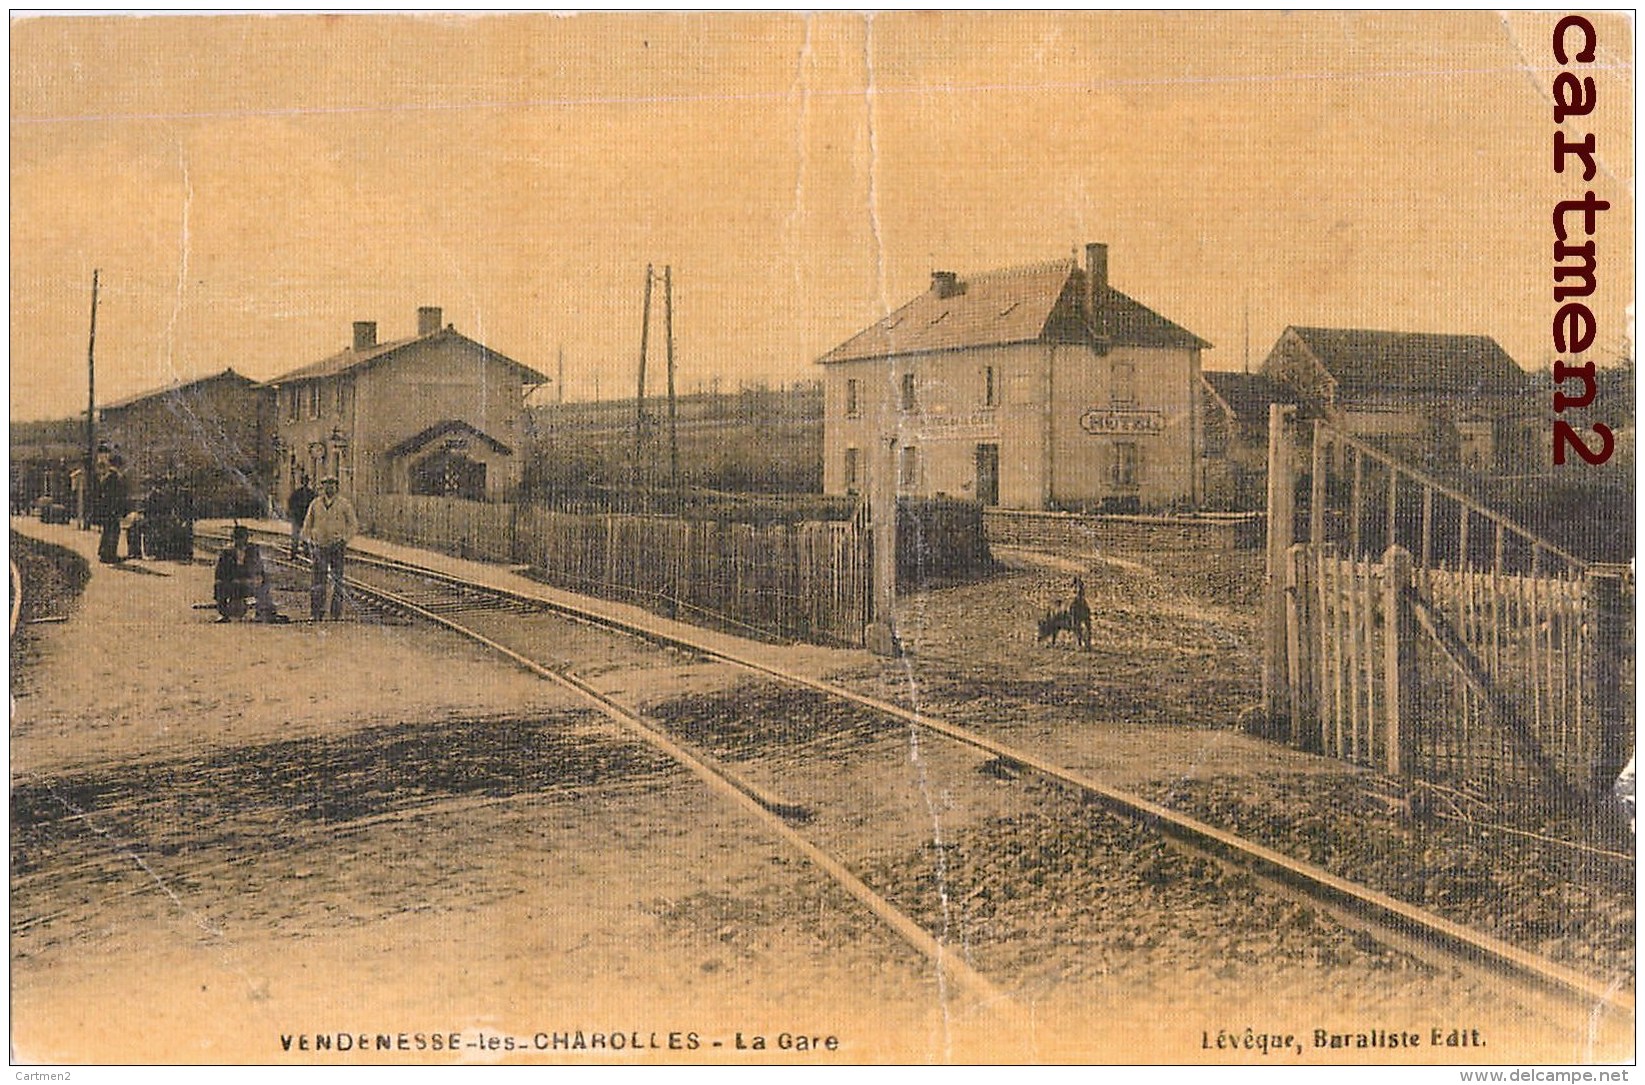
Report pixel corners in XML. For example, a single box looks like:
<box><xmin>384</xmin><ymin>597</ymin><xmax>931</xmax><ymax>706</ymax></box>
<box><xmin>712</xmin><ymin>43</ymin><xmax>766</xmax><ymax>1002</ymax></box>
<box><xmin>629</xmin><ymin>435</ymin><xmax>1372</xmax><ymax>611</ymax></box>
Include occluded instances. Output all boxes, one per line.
<box><xmin>89</xmin><ymin>448</ymin><xmax>128</xmax><ymax>565</ymax></box>
<box><xmin>286</xmin><ymin>473</ymin><xmax>316</xmax><ymax>560</ymax></box>
<box><xmin>300</xmin><ymin>474</ymin><xmax>357</xmax><ymax>621</ymax></box>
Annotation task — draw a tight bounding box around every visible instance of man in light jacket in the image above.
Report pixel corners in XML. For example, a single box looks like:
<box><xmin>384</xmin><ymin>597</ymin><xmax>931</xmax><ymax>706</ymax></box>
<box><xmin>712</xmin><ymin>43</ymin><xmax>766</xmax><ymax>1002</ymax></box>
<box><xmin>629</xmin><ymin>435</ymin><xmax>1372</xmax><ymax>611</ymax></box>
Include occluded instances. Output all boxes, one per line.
<box><xmin>300</xmin><ymin>474</ymin><xmax>358</xmax><ymax>621</ymax></box>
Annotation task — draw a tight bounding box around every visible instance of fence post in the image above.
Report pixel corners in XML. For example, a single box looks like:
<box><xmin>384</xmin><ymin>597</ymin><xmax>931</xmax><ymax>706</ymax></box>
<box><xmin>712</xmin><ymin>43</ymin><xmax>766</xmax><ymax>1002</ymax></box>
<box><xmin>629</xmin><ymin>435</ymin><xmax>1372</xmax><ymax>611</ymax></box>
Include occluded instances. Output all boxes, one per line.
<box><xmin>1260</xmin><ymin>403</ymin><xmax>1297</xmax><ymax>731</ymax></box>
<box><xmin>1587</xmin><ymin>564</ymin><xmax>1632</xmax><ymax>795</ymax></box>
<box><xmin>1308</xmin><ymin>418</ymin><xmax>1326</xmax><ymax>547</ymax></box>
<box><xmin>1381</xmin><ymin>545</ymin><xmax>1418</xmax><ymax>780</ymax></box>
<box><xmin>1285</xmin><ymin>542</ymin><xmax>1309</xmax><ymax>748</ymax></box>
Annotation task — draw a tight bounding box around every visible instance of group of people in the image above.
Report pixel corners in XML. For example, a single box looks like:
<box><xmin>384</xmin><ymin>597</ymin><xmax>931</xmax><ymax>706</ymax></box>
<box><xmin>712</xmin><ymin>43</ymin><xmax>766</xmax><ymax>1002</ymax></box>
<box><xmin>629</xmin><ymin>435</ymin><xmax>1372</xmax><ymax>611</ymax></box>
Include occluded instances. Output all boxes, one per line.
<box><xmin>212</xmin><ymin>474</ymin><xmax>358</xmax><ymax>624</ymax></box>
<box><xmin>81</xmin><ymin>449</ymin><xmax>360</xmax><ymax>624</ymax></box>
<box><xmin>85</xmin><ymin>447</ymin><xmax>196</xmax><ymax>563</ymax></box>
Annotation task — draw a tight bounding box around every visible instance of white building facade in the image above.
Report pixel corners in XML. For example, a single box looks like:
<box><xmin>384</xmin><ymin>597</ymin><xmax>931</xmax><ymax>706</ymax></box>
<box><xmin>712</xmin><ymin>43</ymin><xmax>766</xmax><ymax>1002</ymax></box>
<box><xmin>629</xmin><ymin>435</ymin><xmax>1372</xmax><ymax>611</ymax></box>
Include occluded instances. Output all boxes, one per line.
<box><xmin>818</xmin><ymin>244</ymin><xmax>1211</xmax><ymax>511</ymax></box>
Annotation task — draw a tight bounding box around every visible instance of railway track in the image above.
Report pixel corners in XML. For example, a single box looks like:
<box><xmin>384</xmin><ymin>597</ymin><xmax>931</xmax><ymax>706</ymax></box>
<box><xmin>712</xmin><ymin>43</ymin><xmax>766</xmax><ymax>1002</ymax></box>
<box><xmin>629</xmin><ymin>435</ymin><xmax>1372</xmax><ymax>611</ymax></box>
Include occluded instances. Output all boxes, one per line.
<box><xmin>190</xmin><ymin>527</ymin><xmax>1633</xmax><ymax>1021</ymax></box>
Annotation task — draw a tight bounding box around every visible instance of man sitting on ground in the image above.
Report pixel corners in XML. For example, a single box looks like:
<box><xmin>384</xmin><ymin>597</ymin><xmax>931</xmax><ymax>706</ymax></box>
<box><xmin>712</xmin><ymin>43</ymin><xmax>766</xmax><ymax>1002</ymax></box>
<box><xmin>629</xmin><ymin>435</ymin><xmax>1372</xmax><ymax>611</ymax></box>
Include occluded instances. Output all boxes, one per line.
<box><xmin>214</xmin><ymin>525</ymin><xmax>288</xmax><ymax>623</ymax></box>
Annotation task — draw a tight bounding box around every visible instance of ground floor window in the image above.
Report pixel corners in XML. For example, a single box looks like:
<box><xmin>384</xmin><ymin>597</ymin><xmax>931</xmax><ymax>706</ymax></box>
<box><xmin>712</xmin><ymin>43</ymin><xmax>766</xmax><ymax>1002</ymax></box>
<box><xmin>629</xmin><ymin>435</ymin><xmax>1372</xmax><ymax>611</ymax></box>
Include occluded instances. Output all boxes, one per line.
<box><xmin>1111</xmin><ymin>441</ymin><xmax>1140</xmax><ymax>489</ymax></box>
<box><xmin>844</xmin><ymin>446</ymin><xmax>862</xmax><ymax>492</ymax></box>
<box><xmin>899</xmin><ymin>445</ymin><xmax>918</xmax><ymax>489</ymax></box>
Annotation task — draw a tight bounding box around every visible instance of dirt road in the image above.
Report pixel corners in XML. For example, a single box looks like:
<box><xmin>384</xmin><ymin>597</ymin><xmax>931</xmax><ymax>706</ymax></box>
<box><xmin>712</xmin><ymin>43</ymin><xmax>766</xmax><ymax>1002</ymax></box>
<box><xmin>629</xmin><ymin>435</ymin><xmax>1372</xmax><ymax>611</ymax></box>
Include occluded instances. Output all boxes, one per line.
<box><xmin>9</xmin><ymin>521</ymin><xmax>1633</xmax><ymax>1064</ymax></box>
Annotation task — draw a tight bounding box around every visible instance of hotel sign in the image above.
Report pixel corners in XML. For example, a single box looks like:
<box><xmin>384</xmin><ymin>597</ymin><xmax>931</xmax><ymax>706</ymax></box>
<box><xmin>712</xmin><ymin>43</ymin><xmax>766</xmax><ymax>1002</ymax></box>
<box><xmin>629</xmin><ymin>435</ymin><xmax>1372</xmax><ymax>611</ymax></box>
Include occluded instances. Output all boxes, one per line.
<box><xmin>1080</xmin><ymin>408</ymin><xmax>1164</xmax><ymax>436</ymax></box>
<box><xmin>918</xmin><ymin>410</ymin><xmax>999</xmax><ymax>440</ymax></box>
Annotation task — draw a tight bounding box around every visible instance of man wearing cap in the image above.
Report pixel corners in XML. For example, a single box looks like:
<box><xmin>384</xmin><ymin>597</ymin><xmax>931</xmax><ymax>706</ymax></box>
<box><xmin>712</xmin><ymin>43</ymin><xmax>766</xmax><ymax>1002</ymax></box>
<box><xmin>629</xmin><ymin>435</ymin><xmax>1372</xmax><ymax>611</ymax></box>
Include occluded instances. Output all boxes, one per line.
<box><xmin>300</xmin><ymin>474</ymin><xmax>358</xmax><ymax>621</ymax></box>
<box><xmin>214</xmin><ymin>524</ymin><xmax>287</xmax><ymax>622</ymax></box>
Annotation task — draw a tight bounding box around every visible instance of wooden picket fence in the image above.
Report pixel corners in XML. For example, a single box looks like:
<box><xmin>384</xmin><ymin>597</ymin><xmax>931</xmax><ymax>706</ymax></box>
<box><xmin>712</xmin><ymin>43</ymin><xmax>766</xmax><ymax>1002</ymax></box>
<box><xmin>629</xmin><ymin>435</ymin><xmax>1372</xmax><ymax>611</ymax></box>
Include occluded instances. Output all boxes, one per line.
<box><xmin>1264</xmin><ymin>413</ymin><xmax>1633</xmax><ymax>811</ymax></box>
<box><xmin>1284</xmin><ymin>545</ymin><xmax>1626</xmax><ymax>806</ymax></box>
<box><xmin>355</xmin><ymin>494</ymin><xmax>871</xmax><ymax>646</ymax></box>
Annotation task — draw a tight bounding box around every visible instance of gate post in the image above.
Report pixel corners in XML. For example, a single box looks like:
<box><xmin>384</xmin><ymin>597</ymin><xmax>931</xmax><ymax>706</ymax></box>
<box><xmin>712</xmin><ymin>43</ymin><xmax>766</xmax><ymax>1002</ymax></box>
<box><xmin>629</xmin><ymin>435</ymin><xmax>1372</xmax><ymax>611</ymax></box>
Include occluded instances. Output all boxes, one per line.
<box><xmin>1587</xmin><ymin>564</ymin><xmax>1632</xmax><ymax>794</ymax></box>
<box><xmin>1260</xmin><ymin>403</ymin><xmax>1298</xmax><ymax>731</ymax></box>
<box><xmin>1381</xmin><ymin>546</ymin><xmax>1419</xmax><ymax>779</ymax></box>
<box><xmin>865</xmin><ymin>435</ymin><xmax>902</xmax><ymax>657</ymax></box>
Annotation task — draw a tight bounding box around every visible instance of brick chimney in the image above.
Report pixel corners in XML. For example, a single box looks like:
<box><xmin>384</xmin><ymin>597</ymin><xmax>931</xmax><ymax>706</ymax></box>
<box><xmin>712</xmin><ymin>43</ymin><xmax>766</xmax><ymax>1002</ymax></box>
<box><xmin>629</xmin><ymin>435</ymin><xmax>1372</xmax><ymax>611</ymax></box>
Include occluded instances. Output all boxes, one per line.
<box><xmin>353</xmin><ymin>321</ymin><xmax>377</xmax><ymax>351</ymax></box>
<box><xmin>1085</xmin><ymin>242</ymin><xmax>1110</xmax><ymax>344</ymax></box>
<box><xmin>930</xmin><ymin>270</ymin><xmax>961</xmax><ymax>298</ymax></box>
<box><xmin>417</xmin><ymin>306</ymin><xmax>443</xmax><ymax>337</ymax></box>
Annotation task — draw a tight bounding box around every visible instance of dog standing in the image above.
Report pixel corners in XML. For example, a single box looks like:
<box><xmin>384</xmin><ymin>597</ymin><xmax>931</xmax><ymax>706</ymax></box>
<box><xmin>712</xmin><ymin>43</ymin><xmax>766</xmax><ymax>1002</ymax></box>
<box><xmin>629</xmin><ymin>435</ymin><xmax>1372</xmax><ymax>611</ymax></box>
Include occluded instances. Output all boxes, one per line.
<box><xmin>1068</xmin><ymin>576</ymin><xmax>1092</xmax><ymax>650</ymax></box>
<box><xmin>1038</xmin><ymin>577</ymin><xmax>1093</xmax><ymax>649</ymax></box>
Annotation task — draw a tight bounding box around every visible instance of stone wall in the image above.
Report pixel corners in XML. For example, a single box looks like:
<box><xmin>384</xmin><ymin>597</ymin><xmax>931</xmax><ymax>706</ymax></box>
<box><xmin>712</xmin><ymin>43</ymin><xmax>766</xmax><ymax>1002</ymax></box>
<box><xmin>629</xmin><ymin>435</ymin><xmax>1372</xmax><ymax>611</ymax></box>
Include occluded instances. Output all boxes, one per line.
<box><xmin>983</xmin><ymin>508</ymin><xmax>1262</xmax><ymax>554</ymax></box>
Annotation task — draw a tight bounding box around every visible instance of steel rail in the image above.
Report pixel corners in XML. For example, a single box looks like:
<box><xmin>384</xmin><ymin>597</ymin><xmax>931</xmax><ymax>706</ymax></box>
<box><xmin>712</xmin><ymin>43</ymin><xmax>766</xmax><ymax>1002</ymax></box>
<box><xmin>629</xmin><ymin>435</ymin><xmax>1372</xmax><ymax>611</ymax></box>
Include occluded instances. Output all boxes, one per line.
<box><xmin>10</xmin><ymin>559</ymin><xmax>23</xmax><ymax>637</ymax></box>
<box><xmin>210</xmin><ymin>529</ymin><xmax>1634</xmax><ymax>1015</ymax></box>
<box><xmin>342</xmin><ymin>568</ymin><xmax>1013</xmax><ymax>1013</ymax></box>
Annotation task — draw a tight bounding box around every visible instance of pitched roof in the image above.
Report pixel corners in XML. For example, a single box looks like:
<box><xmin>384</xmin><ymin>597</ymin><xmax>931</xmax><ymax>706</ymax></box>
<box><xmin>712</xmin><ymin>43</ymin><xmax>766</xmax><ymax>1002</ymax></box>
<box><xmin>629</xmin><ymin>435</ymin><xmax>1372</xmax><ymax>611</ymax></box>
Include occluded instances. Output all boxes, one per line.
<box><xmin>385</xmin><ymin>418</ymin><xmax>514</xmax><ymax>459</ymax></box>
<box><xmin>1201</xmin><ymin>370</ymin><xmax>1297</xmax><ymax>423</ymax></box>
<box><xmin>1097</xmin><ymin>284</ymin><xmax>1212</xmax><ymax>351</ymax></box>
<box><xmin>1287</xmin><ymin>326</ymin><xmax>1529</xmax><ymax>397</ymax></box>
<box><xmin>100</xmin><ymin>368</ymin><xmax>260</xmax><ymax>411</ymax></box>
<box><xmin>268</xmin><ymin>326</ymin><xmax>550</xmax><ymax>386</ymax></box>
<box><xmin>817</xmin><ymin>258</ymin><xmax>1208</xmax><ymax>364</ymax></box>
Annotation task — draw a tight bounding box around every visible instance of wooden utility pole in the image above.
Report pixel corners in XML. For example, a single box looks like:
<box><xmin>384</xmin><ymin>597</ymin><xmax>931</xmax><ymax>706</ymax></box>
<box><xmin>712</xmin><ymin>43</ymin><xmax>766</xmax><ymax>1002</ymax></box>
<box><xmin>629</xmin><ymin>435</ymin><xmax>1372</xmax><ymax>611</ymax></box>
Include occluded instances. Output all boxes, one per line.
<box><xmin>634</xmin><ymin>265</ymin><xmax>653</xmax><ymax>491</ymax></box>
<box><xmin>664</xmin><ymin>265</ymin><xmax>679</xmax><ymax>493</ymax></box>
<box><xmin>557</xmin><ymin>345</ymin><xmax>565</xmax><ymax>405</ymax></box>
<box><xmin>82</xmin><ymin>268</ymin><xmax>100</xmax><ymax>529</ymax></box>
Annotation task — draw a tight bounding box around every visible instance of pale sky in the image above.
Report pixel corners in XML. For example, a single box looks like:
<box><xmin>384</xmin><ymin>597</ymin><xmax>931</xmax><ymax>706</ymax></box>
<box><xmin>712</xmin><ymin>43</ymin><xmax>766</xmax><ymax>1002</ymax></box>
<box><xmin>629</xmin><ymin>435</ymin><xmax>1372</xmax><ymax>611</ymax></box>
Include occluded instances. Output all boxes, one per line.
<box><xmin>9</xmin><ymin>10</ymin><xmax>1635</xmax><ymax>420</ymax></box>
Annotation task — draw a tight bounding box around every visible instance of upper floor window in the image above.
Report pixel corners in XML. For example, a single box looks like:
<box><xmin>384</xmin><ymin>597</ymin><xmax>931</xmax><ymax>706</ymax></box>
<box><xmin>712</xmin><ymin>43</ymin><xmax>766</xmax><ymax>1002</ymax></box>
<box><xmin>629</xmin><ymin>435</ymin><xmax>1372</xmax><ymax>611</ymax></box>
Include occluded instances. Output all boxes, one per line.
<box><xmin>983</xmin><ymin>366</ymin><xmax>998</xmax><ymax>408</ymax></box>
<box><xmin>845</xmin><ymin>378</ymin><xmax>861</xmax><ymax>418</ymax></box>
<box><xmin>307</xmin><ymin>384</ymin><xmax>322</xmax><ymax>419</ymax></box>
<box><xmin>1110</xmin><ymin>362</ymin><xmax>1137</xmax><ymax>407</ymax></box>
<box><xmin>900</xmin><ymin>372</ymin><xmax>916</xmax><ymax>412</ymax></box>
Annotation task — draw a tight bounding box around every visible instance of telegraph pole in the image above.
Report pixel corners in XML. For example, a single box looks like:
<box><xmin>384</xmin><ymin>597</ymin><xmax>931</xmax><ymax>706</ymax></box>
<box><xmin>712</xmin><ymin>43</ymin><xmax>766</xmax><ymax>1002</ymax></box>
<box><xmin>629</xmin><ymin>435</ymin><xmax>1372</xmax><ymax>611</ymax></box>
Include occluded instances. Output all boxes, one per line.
<box><xmin>82</xmin><ymin>268</ymin><xmax>100</xmax><ymax>529</ymax></box>
<box><xmin>664</xmin><ymin>265</ymin><xmax>678</xmax><ymax>494</ymax></box>
<box><xmin>634</xmin><ymin>265</ymin><xmax>653</xmax><ymax>492</ymax></box>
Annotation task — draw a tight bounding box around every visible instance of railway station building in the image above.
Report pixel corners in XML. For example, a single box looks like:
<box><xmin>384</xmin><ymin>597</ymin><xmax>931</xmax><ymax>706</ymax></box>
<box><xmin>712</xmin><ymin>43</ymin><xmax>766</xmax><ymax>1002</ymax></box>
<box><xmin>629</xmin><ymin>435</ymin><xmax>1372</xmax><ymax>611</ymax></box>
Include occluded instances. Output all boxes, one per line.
<box><xmin>816</xmin><ymin>243</ymin><xmax>1212</xmax><ymax>512</ymax></box>
<box><xmin>265</xmin><ymin>306</ymin><xmax>549</xmax><ymax>504</ymax></box>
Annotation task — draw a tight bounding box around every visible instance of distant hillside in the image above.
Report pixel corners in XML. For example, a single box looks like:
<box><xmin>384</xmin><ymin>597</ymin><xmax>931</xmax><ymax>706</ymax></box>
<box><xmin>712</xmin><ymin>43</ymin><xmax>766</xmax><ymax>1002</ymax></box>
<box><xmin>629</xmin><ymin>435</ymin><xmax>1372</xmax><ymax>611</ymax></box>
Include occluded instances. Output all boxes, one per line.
<box><xmin>11</xmin><ymin>418</ymin><xmax>85</xmax><ymax>460</ymax></box>
<box><xmin>523</xmin><ymin>381</ymin><xmax>823</xmax><ymax>494</ymax></box>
